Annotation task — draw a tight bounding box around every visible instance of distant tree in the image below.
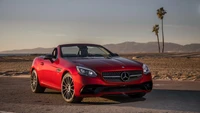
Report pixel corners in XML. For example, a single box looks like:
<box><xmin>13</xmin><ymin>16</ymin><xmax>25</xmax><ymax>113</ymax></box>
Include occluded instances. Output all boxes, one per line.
<box><xmin>157</xmin><ymin>7</ymin><xmax>167</xmax><ymax>53</ymax></box>
<box><xmin>152</xmin><ymin>24</ymin><xmax>160</xmax><ymax>53</ymax></box>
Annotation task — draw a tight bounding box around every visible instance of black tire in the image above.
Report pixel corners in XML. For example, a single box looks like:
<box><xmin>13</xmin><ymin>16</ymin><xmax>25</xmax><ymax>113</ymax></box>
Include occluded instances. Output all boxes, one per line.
<box><xmin>127</xmin><ymin>93</ymin><xmax>146</xmax><ymax>98</ymax></box>
<box><xmin>61</xmin><ymin>73</ymin><xmax>83</xmax><ymax>103</ymax></box>
<box><xmin>31</xmin><ymin>70</ymin><xmax>45</xmax><ymax>93</ymax></box>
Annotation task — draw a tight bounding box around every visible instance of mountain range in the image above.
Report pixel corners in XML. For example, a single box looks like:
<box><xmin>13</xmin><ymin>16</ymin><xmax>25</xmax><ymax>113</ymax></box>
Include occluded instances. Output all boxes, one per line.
<box><xmin>1</xmin><ymin>42</ymin><xmax>200</xmax><ymax>54</ymax></box>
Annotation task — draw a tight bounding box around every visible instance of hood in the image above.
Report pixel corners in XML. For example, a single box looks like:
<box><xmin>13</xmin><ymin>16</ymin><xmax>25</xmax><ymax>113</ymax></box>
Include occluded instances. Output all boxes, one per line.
<box><xmin>66</xmin><ymin>57</ymin><xmax>143</xmax><ymax>72</ymax></box>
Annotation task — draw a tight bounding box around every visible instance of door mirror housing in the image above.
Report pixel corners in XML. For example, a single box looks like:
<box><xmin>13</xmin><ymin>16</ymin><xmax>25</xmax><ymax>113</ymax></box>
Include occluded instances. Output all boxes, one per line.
<box><xmin>112</xmin><ymin>53</ymin><xmax>119</xmax><ymax>57</ymax></box>
<box><xmin>44</xmin><ymin>54</ymin><xmax>53</xmax><ymax>62</ymax></box>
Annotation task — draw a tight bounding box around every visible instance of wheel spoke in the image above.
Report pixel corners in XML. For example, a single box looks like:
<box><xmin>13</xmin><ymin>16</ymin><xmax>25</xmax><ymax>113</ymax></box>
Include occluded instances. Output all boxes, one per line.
<box><xmin>66</xmin><ymin>92</ymin><xmax>71</xmax><ymax>99</ymax></box>
<box><xmin>69</xmin><ymin>78</ymin><xmax>73</xmax><ymax>84</ymax></box>
<box><xmin>70</xmin><ymin>82</ymin><xmax>73</xmax><ymax>86</ymax></box>
<box><xmin>63</xmin><ymin>90</ymin><xmax>67</xmax><ymax>97</ymax></box>
<box><xmin>63</xmin><ymin>79</ymin><xmax>67</xmax><ymax>85</ymax></box>
<box><xmin>67</xmin><ymin>77</ymin><xmax>70</xmax><ymax>83</ymax></box>
<box><xmin>69</xmin><ymin>91</ymin><xmax>73</xmax><ymax>96</ymax></box>
<box><xmin>69</xmin><ymin>92</ymin><xmax>72</xmax><ymax>98</ymax></box>
<box><xmin>63</xmin><ymin>88</ymin><xmax>67</xmax><ymax>91</ymax></box>
<box><xmin>70</xmin><ymin>89</ymin><xmax>74</xmax><ymax>92</ymax></box>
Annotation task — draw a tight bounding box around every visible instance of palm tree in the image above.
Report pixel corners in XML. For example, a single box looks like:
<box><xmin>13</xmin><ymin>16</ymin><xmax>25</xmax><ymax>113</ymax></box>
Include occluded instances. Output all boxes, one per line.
<box><xmin>157</xmin><ymin>7</ymin><xmax>167</xmax><ymax>53</ymax></box>
<box><xmin>152</xmin><ymin>24</ymin><xmax>160</xmax><ymax>53</ymax></box>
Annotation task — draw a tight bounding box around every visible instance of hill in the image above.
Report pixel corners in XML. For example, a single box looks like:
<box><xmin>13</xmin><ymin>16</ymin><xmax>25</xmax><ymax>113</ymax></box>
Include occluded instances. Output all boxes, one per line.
<box><xmin>1</xmin><ymin>42</ymin><xmax>200</xmax><ymax>54</ymax></box>
<box><xmin>104</xmin><ymin>42</ymin><xmax>200</xmax><ymax>53</ymax></box>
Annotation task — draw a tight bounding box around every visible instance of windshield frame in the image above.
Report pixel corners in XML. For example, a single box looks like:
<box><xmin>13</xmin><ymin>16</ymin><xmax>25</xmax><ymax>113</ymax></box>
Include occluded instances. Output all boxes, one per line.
<box><xmin>60</xmin><ymin>44</ymin><xmax>115</xmax><ymax>58</ymax></box>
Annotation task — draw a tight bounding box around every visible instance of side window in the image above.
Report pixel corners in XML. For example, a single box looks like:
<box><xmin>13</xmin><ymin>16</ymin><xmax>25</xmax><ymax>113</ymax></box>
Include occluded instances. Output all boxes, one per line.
<box><xmin>88</xmin><ymin>47</ymin><xmax>109</xmax><ymax>55</ymax></box>
<box><xmin>52</xmin><ymin>48</ymin><xmax>58</xmax><ymax>59</ymax></box>
<box><xmin>61</xmin><ymin>46</ymin><xmax>79</xmax><ymax>57</ymax></box>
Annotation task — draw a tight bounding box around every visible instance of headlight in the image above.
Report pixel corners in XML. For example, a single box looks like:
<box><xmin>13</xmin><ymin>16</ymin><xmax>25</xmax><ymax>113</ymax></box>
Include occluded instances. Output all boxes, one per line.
<box><xmin>143</xmin><ymin>64</ymin><xmax>150</xmax><ymax>75</ymax></box>
<box><xmin>76</xmin><ymin>66</ymin><xmax>97</xmax><ymax>77</ymax></box>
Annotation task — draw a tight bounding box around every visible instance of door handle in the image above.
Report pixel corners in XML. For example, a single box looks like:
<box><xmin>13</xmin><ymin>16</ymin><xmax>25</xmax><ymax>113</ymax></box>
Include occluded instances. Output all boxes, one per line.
<box><xmin>40</xmin><ymin>62</ymin><xmax>44</xmax><ymax>65</ymax></box>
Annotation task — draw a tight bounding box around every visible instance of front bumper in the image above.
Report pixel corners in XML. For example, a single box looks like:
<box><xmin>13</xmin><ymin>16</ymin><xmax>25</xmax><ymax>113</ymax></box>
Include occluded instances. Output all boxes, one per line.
<box><xmin>73</xmin><ymin>73</ymin><xmax>153</xmax><ymax>97</ymax></box>
<box><xmin>81</xmin><ymin>81</ymin><xmax>152</xmax><ymax>94</ymax></box>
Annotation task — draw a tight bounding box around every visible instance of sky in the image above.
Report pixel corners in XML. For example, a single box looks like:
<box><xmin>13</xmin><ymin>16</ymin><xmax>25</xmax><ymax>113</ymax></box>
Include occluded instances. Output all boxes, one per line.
<box><xmin>0</xmin><ymin>0</ymin><xmax>200</xmax><ymax>51</ymax></box>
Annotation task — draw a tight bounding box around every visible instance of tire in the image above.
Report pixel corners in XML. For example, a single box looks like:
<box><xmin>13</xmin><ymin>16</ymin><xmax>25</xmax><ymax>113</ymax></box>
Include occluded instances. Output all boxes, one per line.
<box><xmin>127</xmin><ymin>93</ymin><xmax>146</xmax><ymax>98</ymax></box>
<box><xmin>61</xmin><ymin>73</ymin><xmax>83</xmax><ymax>103</ymax></box>
<box><xmin>30</xmin><ymin>70</ymin><xmax>45</xmax><ymax>93</ymax></box>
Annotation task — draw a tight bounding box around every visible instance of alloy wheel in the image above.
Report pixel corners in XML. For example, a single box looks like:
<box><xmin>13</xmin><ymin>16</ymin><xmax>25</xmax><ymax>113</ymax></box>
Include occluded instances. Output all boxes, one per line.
<box><xmin>62</xmin><ymin>76</ymin><xmax>74</xmax><ymax>100</ymax></box>
<box><xmin>31</xmin><ymin>71</ymin><xmax>37</xmax><ymax>91</ymax></box>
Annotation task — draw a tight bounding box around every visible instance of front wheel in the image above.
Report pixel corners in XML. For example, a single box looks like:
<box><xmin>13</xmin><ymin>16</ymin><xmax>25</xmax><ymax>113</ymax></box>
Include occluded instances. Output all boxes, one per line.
<box><xmin>30</xmin><ymin>70</ymin><xmax>45</xmax><ymax>93</ymax></box>
<box><xmin>61</xmin><ymin>73</ymin><xmax>83</xmax><ymax>103</ymax></box>
<box><xmin>127</xmin><ymin>93</ymin><xmax>146</xmax><ymax>98</ymax></box>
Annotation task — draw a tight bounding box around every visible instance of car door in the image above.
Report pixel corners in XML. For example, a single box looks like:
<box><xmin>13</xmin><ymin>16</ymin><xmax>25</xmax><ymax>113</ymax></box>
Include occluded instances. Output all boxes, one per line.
<box><xmin>50</xmin><ymin>59</ymin><xmax>61</xmax><ymax>89</ymax></box>
<box><xmin>41</xmin><ymin>59</ymin><xmax>54</xmax><ymax>85</ymax></box>
<box><xmin>41</xmin><ymin>48</ymin><xmax>58</xmax><ymax>87</ymax></box>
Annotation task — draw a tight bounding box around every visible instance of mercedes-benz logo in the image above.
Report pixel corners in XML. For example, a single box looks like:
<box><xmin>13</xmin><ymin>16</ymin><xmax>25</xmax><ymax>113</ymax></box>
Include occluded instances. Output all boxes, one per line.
<box><xmin>120</xmin><ymin>72</ymin><xmax>130</xmax><ymax>82</ymax></box>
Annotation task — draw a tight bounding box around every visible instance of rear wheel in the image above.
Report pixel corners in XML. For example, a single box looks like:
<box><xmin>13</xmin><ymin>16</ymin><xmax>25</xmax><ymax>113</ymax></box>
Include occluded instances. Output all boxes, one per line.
<box><xmin>127</xmin><ymin>93</ymin><xmax>146</xmax><ymax>98</ymax></box>
<box><xmin>61</xmin><ymin>73</ymin><xmax>83</xmax><ymax>103</ymax></box>
<box><xmin>31</xmin><ymin>70</ymin><xmax>45</xmax><ymax>93</ymax></box>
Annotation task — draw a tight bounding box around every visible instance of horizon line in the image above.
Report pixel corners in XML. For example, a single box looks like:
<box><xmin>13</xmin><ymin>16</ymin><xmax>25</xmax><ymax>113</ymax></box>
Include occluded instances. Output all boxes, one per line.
<box><xmin>0</xmin><ymin>41</ymin><xmax>200</xmax><ymax>52</ymax></box>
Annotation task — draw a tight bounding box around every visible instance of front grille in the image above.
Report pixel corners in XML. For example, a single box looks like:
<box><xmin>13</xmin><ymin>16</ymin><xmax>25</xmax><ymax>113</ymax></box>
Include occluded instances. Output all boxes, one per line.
<box><xmin>102</xmin><ymin>70</ymin><xmax>143</xmax><ymax>82</ymax></box>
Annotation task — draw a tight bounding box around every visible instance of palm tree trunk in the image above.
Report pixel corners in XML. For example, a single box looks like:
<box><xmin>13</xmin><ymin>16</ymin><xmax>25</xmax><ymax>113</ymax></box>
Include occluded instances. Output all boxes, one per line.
<box><xmin>156</xmin><ymin>34</ymin><xmax>160</xmax><ymax>53</ymax></box>
<box><xmin>161</xmin><ymin>19</ymin><xmax>164</xmax><ymax>53</ymax></box>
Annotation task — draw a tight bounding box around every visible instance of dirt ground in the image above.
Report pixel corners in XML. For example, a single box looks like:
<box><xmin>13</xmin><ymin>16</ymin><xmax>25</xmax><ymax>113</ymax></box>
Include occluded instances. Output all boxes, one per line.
<box><xmin>0</xmin><ymin>53</ymin><xmax>200</xmax><ymax>81</ymax></box>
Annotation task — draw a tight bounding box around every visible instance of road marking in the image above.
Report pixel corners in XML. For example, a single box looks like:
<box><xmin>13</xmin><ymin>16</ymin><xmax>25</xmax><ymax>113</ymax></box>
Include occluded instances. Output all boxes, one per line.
<box><xmin>153</xmin><ymin>84</ymin><xmax>164</xmax><ymax>86</ymax></box>
<box><xmin>0</xmin><ymin>75</ymin><xmax>30</xmax><ymax>78</ymax></box>
<box><xmin>0</xmin><ymin>111</ymin><xmax>15</xmax><ymax>113</ymax></box>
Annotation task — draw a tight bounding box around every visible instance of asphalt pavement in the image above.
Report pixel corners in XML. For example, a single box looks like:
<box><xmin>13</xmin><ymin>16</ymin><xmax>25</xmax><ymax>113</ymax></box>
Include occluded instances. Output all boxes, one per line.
<box><xmin>0</xmin><ymin>76</ymin><xmax>200</xmax><ymax>113</ymax></box>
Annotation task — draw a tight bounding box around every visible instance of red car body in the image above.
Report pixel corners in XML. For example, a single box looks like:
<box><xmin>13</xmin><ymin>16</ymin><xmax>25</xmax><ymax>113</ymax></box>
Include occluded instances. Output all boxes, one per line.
<box><xmin>31</xmin><ymin>44</ymin><xmax>152</xmax><ymax>102</ymax></box>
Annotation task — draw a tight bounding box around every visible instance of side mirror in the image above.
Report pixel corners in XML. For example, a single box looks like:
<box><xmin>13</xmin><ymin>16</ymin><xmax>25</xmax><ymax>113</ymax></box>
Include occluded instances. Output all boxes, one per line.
<box><xmin>44</xmin><ymin>54</ymin><xmax>53</xmax><ymax>62</ymax></box>
<box><xmin>112</xmin><ymin>53</ymin><xmax>119</xmax><ymax>56</ymax></box>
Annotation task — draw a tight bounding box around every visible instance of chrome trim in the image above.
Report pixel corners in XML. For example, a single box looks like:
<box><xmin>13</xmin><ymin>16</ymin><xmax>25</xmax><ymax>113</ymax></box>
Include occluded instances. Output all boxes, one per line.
<box><xmin>120</xmin><ymin>72</ymin><xmax>130</xmax><ymax>82</ymax></box>
<box><xmin>103</xmin><ymin>76</ymin><xmax>121</xmax><ymax>78</ymax></box>
<box><xmin>129</xmin><ymin>74</ymin><xmax>142</xmax><ymax>77</ymax></box>
<box><xmin>103</xmin><ymin>74</ymin><xmax>142</xmax><ymax>78</ymax></box>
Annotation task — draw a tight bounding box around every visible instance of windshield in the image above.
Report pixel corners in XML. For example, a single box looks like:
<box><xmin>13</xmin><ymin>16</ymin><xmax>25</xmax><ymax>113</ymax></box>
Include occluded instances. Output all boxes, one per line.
<box><xmin>61</xmin><ymin>45</ymin><xmax>113</xmax><ymax>58</ymax></box>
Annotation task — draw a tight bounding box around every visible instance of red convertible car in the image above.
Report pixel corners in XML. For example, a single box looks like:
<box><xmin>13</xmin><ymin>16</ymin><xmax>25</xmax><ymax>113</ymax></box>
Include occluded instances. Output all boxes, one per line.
<box><xmin>30</xmin><ymin>44</ymin><xmax>152</xmax><ymax>103</ymax></box>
